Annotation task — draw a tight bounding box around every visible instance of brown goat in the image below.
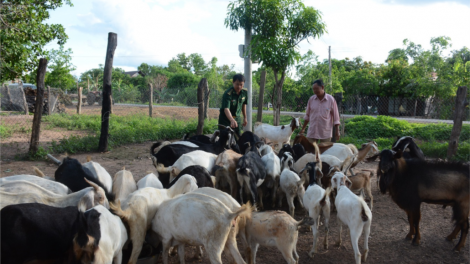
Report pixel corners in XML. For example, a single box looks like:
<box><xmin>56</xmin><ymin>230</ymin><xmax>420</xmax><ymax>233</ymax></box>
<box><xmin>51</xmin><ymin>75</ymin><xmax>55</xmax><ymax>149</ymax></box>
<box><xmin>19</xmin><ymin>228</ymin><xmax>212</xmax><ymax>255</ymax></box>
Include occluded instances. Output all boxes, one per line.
<box><xmin>348</xmin><ymin>170</ymin><xmax>374</xmax><ymax>211</ymax></box>
<box><xmin>293</xmin><ymin>135</ymin><xmax>333</xmax><ymax>154</ymax></box>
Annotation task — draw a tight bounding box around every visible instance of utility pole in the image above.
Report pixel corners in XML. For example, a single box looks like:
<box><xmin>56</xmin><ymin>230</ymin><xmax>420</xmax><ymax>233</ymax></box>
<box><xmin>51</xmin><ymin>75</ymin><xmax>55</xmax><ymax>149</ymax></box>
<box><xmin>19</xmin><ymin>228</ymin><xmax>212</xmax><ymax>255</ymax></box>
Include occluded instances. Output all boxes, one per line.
<box><xmin>244</xmin><ymin>26</ymin><xmax>253</xmax><ymax>132</ymax></box>
<box><xmin>329</xmin><ymin>46</ymin><xmax>332</xmax><ymax>94</ymax></box>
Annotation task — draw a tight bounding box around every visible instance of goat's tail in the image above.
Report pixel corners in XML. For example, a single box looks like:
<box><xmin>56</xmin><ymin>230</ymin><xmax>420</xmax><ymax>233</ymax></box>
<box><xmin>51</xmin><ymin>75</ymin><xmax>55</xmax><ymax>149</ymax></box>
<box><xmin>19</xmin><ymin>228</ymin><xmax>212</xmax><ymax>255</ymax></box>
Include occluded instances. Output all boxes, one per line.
<box><xmin>228</xmin><ymin>202</ymin><xmax>253</xmax><ymax>222</ymax></box>
<box><xmin>86</xmin><ymin>156</ymin><xmax>92</xmax><ymax>162</ymax></box>
<box><xmin>321</xmin><ymin>187</ymin><xmax>332</xmax><ymax>207</ymax></box>
<box><xmin>156</xmin><ymin>164</ymin><xmax>172</xmax><ymax>174</ymax></box>
<box><xmin>296</xmin><ymin>217</ymin><xmax>315</xmax><ymax>229</ymax></box>
<box><xmin>361</xmin><ymin>205</ymin><xmax>369</xmax><ymax>222</ymax></box>
<box><xmin>109</xmin><ymin>200</ymin><xmax>131</xmax><ymax>221</ymax></box>
<box><xmin>150</xmin><ymin>141</ymin><xmax>171</xmax><ymax>156</ymax></box>
<box><xmin>32</xmin><ymin>166</ymin><xmax>45</xmax><ymax>177</ymax></box>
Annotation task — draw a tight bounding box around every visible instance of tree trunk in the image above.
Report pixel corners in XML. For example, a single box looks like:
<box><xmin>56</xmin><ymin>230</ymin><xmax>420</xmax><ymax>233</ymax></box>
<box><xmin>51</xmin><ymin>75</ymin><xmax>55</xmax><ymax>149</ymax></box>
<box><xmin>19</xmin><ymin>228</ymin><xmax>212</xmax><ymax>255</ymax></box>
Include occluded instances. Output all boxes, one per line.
<box><xmin>149</xmin><ymin>83</ymin><xmax>153</xmax><ymax>117</ymax></box>
<box><xmin>77</xmin><ymin>87</ymin><xmax>82</xmax><ymax>114</ymax></box>
<box><xmin>272</xmin><ymin>70</ymin><xmax>286</xmax><ymax>126</ymax></box>
<box><xmin>29</xmin><ymin>58</ymin><xmax>48</xmax><ymax>154</ymax></box>
<box><xmin>98</xmin><ymin>32</ymin><xmax>117</xmax><ymax>152</ymax></box>
<box><xmin>47</xmin><ymin>86</ymin><xmax>51</xmax><ymax>115</ymax></box>
<box><xmin>257</xmin><ymin>70</ymin><xmax>266</xmax><ymax>122</ymax></box>
<box><xmin>197</xmin><ymin>78</ymin><xmax>207</xmax><ymax>135</ymax></box>
<box><xmin>203</xmin><ymin>81</ymin><xmax>210</xmax><ymax>120</ymax></box>
<box><xmin>447</xmin><ymin>86</ymin><xmax>467</xmax><ymax>159</ymax></box>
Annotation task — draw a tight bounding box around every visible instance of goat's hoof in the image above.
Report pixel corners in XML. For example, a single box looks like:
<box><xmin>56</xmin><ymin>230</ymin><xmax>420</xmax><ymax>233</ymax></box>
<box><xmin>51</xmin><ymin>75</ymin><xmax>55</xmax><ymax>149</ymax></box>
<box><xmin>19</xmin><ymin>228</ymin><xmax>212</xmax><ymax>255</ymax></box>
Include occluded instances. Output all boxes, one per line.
<box><xmin>308</xmin><ymin>250</ymin><xmax>315</xmax><ymax>259</ymax></box>
<box><xmin>453</xmin><ymin>245</ymin><xmax>462</xmax><ymax>252</ymax></box>
<box><xmin>334</xmin><ymin>242</ymin><xmax>341</xmax><ymax>248</ymax></box>
<box><xmin>446</xmin><ymin>235</ymin><xmax>456</xmax><ymax>241</ymax></box>
<box><xmin>411</xmin><ymin>240</ymin><xmax>420</xmax><ymax>246</ymax></box>
<box><xmin>405</xmin><ymin>234</ymin><xmax>413</xmax><ymax>240</ymax></box>
<box><xmin>324</xmin><ymin>244</ymin><xmax>328</xmax><ymax>250</ymax></box>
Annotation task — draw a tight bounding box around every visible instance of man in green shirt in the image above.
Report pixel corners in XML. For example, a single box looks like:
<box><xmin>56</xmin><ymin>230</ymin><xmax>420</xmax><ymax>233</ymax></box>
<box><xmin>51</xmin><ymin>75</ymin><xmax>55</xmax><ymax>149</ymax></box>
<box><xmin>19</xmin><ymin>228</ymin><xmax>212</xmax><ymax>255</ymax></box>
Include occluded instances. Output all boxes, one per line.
<box><xmin>218</xmin><ymin>74</ymin><xmax>248</xmax><ymax>135</ymax></box>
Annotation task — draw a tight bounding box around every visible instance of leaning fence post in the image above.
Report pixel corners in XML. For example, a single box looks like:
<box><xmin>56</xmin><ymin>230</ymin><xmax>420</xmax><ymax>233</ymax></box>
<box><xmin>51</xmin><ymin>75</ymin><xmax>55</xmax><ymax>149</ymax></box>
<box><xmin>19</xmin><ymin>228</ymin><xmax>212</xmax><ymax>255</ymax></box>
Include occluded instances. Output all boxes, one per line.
<box><xmin>149</xmin><ymin>83</ymin><xmax>153</xmax><ymax>117</ymax></box>
<box><xmin>197</xmin><ymin>78</ymin><xmax>207</xmax><ymax>135</ymax></box>
<box><xmin>77</xmin><ymin>87</ymin><xmax>83</xmax><ymax>114</ymax></box>
<box><xmin>98</xmin><ymin>32</ymin><xmax>117</xmax><ymax>152</ymax></box>
<box><xmin>47</xmin><ymin>86</ymin><xmax>51</xmax><ymax>115</ymax></box>
<box><xmin>447</xmin><ymin>86</ymin><xmax>468</xmax><ymax>159</ymax></box>
<box><xmin>203</xmin><ymin>82</ymin><xmax>210</xmax><ymax>120</ymax></box>
<box><xmin>29</xmin><ymin>58</ymin><xmax>48</xmax><ymax>154</ymax></box>
<box><xmin>257</xmin><ymin>70</ymin><xmax>266</xmax><ymax>122</ymax></box>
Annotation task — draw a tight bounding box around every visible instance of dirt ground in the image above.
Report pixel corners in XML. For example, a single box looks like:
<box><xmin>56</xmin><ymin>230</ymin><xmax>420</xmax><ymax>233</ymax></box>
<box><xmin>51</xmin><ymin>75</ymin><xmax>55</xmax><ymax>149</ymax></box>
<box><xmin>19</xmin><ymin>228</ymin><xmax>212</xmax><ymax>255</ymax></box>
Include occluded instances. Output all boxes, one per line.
<box><xmin>1</xmin><ymin>141</ymin><xmax>468</xmax><ymax>264</ymax></box>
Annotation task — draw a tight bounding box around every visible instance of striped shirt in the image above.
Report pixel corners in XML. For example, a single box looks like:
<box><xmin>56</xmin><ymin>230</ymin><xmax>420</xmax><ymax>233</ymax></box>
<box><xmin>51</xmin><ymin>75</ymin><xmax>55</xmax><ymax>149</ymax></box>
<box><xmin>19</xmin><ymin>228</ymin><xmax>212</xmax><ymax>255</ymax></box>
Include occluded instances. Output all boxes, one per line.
<box><xmin>303</xmin><ymin>94</ymin><xmax>340</xmax><ymax>139</ymax></box>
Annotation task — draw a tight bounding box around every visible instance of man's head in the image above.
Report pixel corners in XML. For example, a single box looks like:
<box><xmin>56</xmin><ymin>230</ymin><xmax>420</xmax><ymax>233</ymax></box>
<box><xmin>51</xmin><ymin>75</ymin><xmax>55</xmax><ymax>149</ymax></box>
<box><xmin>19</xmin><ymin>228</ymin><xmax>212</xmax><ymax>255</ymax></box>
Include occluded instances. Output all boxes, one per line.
<box><xmin>312</xmin><ymin>79</ymin><xmax>325</xmax><ymax>98</ymax></box>
<box><xmin>233</xmin><ymin>74</ymin><xmax>245</xmax><ymax>93</ymax></box>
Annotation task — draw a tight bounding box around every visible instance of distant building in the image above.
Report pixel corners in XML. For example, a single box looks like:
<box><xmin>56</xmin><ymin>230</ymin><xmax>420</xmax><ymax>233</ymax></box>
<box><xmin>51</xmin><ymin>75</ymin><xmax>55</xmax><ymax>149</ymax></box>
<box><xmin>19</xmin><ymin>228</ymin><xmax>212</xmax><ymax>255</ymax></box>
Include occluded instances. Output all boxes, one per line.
<box><xmin>124</xmin><ymin>71</ymin><xmax>145</xmax><ymax>78</ymax></box>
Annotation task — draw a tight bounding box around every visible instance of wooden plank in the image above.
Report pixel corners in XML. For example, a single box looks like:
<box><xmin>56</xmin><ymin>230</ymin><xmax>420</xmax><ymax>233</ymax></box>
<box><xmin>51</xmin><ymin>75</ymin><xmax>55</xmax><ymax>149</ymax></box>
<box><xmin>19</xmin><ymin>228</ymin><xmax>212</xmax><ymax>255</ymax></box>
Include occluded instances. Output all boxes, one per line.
<box><xmin>257</xmin><ymin>70</ymin><xmax>266</xmax><ymax>122</ymax></box>
<box><xmin>77</xmin><ymin>87</ymin><xmax>83</xmax><ymax>114</ymax></box>
<box><xmin>196</xmin><ymin>78</ymin><xmax>207</xmax><ymax>135</ymax></box>
<box><xmin>149</xmin><ymin>83</ymin><xmax>153</xmax><ymax>117</ymax></box>
<box><xmin>447</xmin><ymin>86</ymin><xmax>467</xmax><ymax>159</ymax></box>
<box><xmin>98</xmin><ymin>32</ymin><xmax>117</xmax><ymax>152</ymax></box>
<box><xmin>29</xmin><ymin>58</ymin><xmax>48</xmax><ymax>154</ymax></box>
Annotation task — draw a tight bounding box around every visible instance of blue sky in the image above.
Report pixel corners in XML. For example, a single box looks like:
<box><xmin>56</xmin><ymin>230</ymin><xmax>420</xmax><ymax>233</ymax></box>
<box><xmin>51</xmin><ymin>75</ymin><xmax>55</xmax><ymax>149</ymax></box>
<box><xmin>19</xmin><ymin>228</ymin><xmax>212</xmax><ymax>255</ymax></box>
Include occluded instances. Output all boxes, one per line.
<box><xmin>45</xmin><ymin>0</ymin><xmax>470</xmax><ymax>78</ymax></box>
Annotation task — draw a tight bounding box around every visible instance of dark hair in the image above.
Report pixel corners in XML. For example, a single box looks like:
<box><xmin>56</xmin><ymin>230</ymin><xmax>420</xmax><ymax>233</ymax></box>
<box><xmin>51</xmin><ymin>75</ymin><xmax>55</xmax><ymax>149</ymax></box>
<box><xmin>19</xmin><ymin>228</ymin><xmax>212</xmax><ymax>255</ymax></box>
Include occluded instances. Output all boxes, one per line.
<box><xmin>233</xmin><ymin>74</ymin><xmax>245</xmax><ymax>83</ymax></box>
<box><xmin>312</xmin><ymin>79</ymin><xmax>324</xmax><ymax>87</ymax></box>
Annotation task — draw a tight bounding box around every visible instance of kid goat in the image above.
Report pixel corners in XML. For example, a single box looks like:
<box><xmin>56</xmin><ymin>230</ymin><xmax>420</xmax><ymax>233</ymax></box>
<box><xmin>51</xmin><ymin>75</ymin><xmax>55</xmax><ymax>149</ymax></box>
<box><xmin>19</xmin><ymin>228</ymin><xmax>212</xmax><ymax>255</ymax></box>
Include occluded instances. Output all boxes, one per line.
<box><xmin>254</xmin><ymin>117</ymin><xmax>299</xmax><ymax>152</ymax></box>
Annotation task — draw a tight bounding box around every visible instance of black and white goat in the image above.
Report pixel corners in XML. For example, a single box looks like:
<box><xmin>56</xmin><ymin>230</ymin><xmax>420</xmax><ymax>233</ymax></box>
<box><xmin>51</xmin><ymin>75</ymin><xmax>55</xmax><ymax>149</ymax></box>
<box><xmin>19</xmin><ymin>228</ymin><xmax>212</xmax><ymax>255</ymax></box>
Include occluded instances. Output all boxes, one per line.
<box><xmin>166</xmin><ymin>165</ymin><xmax>214</xmax><ymax>189</ymax></box>
<box><xmin>236</xmin><ymin>141</ymin><xmax>266</xmax><ymax>205</ymax></box>
<box><xmin>236</xmin><ymin>131</ymin><xmax>261</xmax><ymax>154</ymax></box>
<box><xmin>391</xmin><ymin>136</ymin><xmax>425</xmax><ymax>160</ymax></box>
<box><xmin>378</xmin><ymin>149</ymin><xmax>469</xmax><ymax>251</ymax></box>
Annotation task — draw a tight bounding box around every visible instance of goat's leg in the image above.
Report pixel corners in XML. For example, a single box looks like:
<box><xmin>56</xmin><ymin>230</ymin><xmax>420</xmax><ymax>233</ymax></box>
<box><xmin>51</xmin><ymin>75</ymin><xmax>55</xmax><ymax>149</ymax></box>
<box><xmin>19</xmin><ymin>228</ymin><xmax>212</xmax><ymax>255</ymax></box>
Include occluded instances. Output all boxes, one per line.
<box><xmin>349</xmin><ymin>168</ymin><xmax>356</xmax><ymax>177</ymax></box>
<box><xmin>279</xmin><ymin>244</ymin><xmax>297</xmax><ymax>264</ymax></box>
<box><xmin>128</xmin><ymin>219</ymin><xmax>147</xmax><ymax>264</ymax></box>
<box><xmin>178</xmin><ymin>244</ymin><xmax>185</xmax><ymax>264</ymax></box>
<box><xmin>362</xmin><ymin>220</ymin><xmax>371</xmax><ymax>263</ymax></box>
<box><xmin>453</xmin><ymin>203</ymin><xmax>469</xmax><ymax>251</ymax></box>
<box><xmin>349</xmin><ymin>226</ymin><xmax>363</xmax><ymax>264</ymax></box>
<box><xmin>287</xmin><ymin>195</ymin><xmax>295</xmax><ymax>217</ymax></box>
<box><xmin>161</xmin><ymin>240</ymin><xmax>172</xmax><ymax>264</ymax></box>
<box><xmin>366</xmin><ymin>185</ymin><xmax>373</xmax><ymax>211</ymax></box>
<box><xmin>271</xmin><ymin>179</ymin><xmax>279</xmax><ymax>208</ymax></box>
<box><xmin>446</xmin><ymin>225</ymin><xmax>461</xmax><ymax>241</ymax></box>
<box><xmin>257</xmin><ymin>188</ymin><xmax>264</xmax><ymax>211</ymax></box>
<box><xmin>404</xmin><ymin>210</ymin><xmax>416</xmax><ymax>240</ymax></box>
<box><xmin>250</xmin><ymin>243</ymin><xmax>259</xmax><ymax>264</ymax></box>
<box><xmin>411</xmin><ymin>208</ymin><xmax>421</xmax><ymax>246</ymax></box>
<box><xmin>191</xmin><ymin>246</ymin><xmax>203</xmax><ymax>260</ymax></box>
<box><xmin>278</xmin><ymin>191</ymin><xmax>284</xmax><ymax>208</ymax></box>
<box><xmin>323</xmin><ymin>203</ymin><xmax>331</xmax><ymax>250</ymax></box>
<box><xmin>309</xmin><ymin>219</ymin><xmax>319</xmax><ymax>258</ymax></box>
<box><xmin>335</xmin><ymin>220</ymin><xmax>342</xmax><ymax>247</ymax></box>
<box><xmin>113</xmin><ymin>251</ymin><xmax>123</xmax><ymax>264</ymax></box>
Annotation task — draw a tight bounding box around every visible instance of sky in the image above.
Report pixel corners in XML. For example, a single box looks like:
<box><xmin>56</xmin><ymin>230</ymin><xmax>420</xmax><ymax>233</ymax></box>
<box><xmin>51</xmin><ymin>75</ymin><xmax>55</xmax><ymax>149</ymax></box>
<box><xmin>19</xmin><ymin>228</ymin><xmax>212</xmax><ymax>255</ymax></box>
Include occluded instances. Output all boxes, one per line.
<box><xmin>44</xmin><ymin>0</ymin><xmax>470</xmax><ymax>78</ymax></box>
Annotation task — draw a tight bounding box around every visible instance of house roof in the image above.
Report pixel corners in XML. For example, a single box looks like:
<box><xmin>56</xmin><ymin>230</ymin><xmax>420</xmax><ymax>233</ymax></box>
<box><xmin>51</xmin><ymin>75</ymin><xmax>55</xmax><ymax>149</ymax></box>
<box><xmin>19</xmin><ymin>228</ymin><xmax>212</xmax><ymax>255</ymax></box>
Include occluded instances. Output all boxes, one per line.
<box><xmin>124</xmin><ymin>70</ymin><xmax>145</xmax><ymax>77</ymax></box>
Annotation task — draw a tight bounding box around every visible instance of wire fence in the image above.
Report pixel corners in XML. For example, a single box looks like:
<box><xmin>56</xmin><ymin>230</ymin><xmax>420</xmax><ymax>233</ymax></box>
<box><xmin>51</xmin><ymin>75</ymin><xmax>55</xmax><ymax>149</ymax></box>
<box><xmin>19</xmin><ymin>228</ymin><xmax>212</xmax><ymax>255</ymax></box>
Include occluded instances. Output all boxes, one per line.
<box><xmin>1</xmin><ymin>82</ymin><xmax>468</xmax><ymax>160</ymax></box>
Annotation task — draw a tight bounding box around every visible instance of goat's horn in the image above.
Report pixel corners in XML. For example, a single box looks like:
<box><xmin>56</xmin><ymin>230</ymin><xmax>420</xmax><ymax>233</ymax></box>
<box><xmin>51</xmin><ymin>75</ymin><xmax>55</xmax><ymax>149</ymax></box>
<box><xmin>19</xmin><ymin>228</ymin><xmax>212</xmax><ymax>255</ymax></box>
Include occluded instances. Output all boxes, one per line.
<box><xmin>84</xmin><ymin>178</ymin><xmax>100</xmax><ymax>191</ymax></box>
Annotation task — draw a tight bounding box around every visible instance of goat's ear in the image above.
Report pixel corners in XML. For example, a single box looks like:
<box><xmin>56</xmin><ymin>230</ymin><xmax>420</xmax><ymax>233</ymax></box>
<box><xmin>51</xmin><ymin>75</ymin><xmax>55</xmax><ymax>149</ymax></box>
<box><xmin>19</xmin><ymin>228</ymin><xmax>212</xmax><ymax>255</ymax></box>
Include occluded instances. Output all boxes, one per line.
<box><xmin>316</xmin><ymin>168</ymin><xmax>323</xmax><ymax>178</ymax></box>
<box><xmin>344</xmin><ymin>176</ymin><xmax>352</xmax><ymax>189</ymax></box>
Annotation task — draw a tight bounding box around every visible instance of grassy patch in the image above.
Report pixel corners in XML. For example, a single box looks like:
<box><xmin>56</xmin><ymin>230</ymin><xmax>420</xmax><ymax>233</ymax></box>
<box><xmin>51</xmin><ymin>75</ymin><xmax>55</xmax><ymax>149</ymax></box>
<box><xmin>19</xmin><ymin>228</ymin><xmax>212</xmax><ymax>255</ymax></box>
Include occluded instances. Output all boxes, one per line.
<box><xmin>42</xmin><ymin>113</ymin><xmax>219</xmax><ymax>154</ymax></box>
<box><xmin>0</xmin><ymin>125</ymin><xmax>13</xmax><ymax>138</ymax></box>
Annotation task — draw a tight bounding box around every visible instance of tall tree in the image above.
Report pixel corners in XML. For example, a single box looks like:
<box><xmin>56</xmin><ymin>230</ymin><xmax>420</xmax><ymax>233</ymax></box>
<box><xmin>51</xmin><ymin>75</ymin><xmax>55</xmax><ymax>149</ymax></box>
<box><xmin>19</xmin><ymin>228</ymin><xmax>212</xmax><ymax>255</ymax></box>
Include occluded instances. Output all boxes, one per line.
<box><xmin>225</xmin><ymin>0</ymin><xmax>327</xmax><ymax>125</ymax></box>
<box><xmin>1</xmin><ymin>0</ymin><xmax>73</xmax><ymax>82</ymax></box>
<box><xmin>45</xmin><ymin>45</ymin><xmax>76</xmax><ymax>90</ymax></box>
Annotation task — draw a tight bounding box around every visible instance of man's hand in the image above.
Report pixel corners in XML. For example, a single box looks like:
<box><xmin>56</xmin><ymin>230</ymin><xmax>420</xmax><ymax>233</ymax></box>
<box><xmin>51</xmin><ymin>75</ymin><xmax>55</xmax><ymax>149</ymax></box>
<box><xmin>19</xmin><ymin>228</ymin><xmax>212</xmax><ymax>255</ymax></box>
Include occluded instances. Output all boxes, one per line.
<box><xmin>230</xmin><ymin>119</ymin><xmax>238</xmax><ymax>128</ymax></box>
<box><xmin>336</xmin><ymin>129</ymin><xmax>341</xmax><ymax>141</ymax></box>
<box><xmin>299</xmin><ymin>129</ymin><xmax>305</xmax><ymax>135</ymax></box>
<box><xmin>242</xmin><ymin>118</ymin><xmax>247</xmax><ymax>127</ymax></box>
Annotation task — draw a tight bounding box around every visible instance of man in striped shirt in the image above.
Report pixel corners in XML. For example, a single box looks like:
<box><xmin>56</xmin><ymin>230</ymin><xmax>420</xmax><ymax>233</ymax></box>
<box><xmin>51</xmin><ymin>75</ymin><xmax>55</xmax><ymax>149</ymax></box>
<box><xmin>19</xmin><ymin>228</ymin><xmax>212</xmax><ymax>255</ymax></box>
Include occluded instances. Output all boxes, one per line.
<box><xmin>299</xmin><ymin>79</ymin><xmax>340</xmax><ymax>143</ymax></box>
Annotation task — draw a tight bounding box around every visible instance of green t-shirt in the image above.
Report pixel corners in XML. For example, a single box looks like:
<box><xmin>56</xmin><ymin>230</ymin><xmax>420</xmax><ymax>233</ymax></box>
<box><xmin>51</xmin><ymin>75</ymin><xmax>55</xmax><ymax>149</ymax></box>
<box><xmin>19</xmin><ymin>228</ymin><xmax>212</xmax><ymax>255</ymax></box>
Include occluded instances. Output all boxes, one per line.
<box><xmin>218</xmin><ymin>87</ymin><xmax>248</xmax><ymax>126</ymax></box>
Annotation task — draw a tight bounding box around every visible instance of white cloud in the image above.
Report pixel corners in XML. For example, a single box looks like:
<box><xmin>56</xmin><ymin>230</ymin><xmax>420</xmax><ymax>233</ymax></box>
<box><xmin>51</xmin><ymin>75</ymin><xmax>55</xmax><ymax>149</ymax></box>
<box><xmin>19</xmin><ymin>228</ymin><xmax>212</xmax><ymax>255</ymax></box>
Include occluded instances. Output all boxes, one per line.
<box><xmin>45</xmin><ymin>0</ymin><xmax>469</xmax><ymax>78</ymax></box>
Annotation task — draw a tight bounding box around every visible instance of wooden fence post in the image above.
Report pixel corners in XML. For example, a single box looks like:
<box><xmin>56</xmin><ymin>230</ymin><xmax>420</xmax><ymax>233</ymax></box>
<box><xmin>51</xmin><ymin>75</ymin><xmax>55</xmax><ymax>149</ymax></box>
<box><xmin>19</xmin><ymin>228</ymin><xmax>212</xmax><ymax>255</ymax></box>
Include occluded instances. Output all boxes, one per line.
<box><xmin>447</xmin><ymin>86</ymin><xmax>468</xmax><ymax>159</ymax></box>
<box><xmin>19</xmin><ymin>82</ymin><xmax>28</xmax><ymax>115</ymax></box>
<box><xmin>203</xmin><ymin>81</ymin><xmax>210</xmax><ymax>119</ymax></box>
<box><xmin>98</xmin><ymin>32</ymin><xmax>117</xmax><ymax>152</ymax></box>
<box><xmin>197</xmin><ymin>78</ymin><xmax>207</xmax><ymax>135</ymax></box>
<box><xmin>47</xmin><ymin>86</ymin><xmax>51</xmax><ymax>115</ymax></box>
<box><xmin>257</xmin><ymin>70</ymin><xmax>266</xmax><ymax>122</ymax></box>
<box><xmin>149</xmin><ymin>83</ymin><xmax>153</xmax><ymax>117</ymax></box>
<box><xmin>77</xmin><ymin>87</ymin><xmax>83</xmax><ymax>114</ymax></box>
<box><xmin>29</xmin><ymin>58</ymin><xmax>48</xmax><ymax>154</ymax></box>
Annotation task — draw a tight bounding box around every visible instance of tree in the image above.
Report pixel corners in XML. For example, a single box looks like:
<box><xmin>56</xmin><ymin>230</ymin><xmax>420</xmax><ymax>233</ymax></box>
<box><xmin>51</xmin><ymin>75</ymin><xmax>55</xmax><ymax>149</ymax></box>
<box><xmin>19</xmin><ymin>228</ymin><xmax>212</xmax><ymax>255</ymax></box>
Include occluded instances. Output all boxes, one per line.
<box><xmin>1</xmin><ymin>0</ymin><xmax>73</xmax><ymax>82</ymax></box>
<box><xmin>225</xmin><ymin>0</ymin><xmax>327</xmax><ymax>125</ymax></box>
<box><xmin>45</xmin><ymin>45</ymin><xmax>76</xmax><ymax>90</ymax></box>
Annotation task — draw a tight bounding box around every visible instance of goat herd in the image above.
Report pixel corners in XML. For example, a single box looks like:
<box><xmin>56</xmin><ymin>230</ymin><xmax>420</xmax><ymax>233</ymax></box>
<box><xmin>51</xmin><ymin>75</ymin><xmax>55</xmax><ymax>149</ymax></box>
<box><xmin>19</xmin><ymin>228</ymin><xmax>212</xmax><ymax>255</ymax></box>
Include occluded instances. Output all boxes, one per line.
<box><xmin>1</xmin><ymin>117</ymin><xmax>469</xmax><ymax>264</ymax></box>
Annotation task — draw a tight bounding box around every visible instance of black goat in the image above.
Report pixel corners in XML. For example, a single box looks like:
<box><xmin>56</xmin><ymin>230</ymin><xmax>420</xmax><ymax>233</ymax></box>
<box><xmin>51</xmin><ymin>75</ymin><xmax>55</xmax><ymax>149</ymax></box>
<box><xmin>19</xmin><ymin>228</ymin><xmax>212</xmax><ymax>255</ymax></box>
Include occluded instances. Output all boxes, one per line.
<box><xmin>0</xmin><ymin>203</ymin><xmax>99</xmax><ymax>264</ymax></box>
<box><xmin>55</xmin><ymin>157</ymin><xmax>115</xmax><ymax>202</ymax></box>
<box><xmin>237</xmin><ymin>131</ymin><xmax>261</xmax><ymax>154</ymax></box>
<box><xmin>391</xmin><ymin>136</ymin><xmax>425</xmax><ymax>160</ymax></box>
<box><xmin>182</xmin><ymin>133</ymin><xmax>213</xmax><ymax>144</ymax></box>
<box><xmin>278</xmin><ymin>144</ymin><xmax>297</xmax><ymax>161</ymax></box>
<box><xmin>378</xmin><ymin>149</ymin><xmax>469</xmax><ymax>251</ymax></box>
<box><xmin>292</xmin><ymin>143</ymin><xmax>306</xmax><ymax>161</ymax></box>
<box><xmin>236</xmin><ymin>142</ymin><xmax>266</xmax><ymax>206</ymax></box>
<box><xmin>166</xmin><ymin>165</ymin><xmax>214</xmax><ymax>188</ymax></box>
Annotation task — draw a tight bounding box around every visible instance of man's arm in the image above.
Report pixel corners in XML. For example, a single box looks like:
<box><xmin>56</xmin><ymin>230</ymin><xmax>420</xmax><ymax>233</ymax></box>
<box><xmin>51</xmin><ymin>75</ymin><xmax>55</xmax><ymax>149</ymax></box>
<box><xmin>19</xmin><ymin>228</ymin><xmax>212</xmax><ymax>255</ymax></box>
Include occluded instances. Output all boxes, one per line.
<box><xmin>300</xmin><ymin>120</ymin><xmax>309</xmax><ymax>135</ymax></box>
<box><xmin>300</xmin><ymin>98</ymin><xmax>311</xmax><ymax>135</ymax></box>
<box><xmin>224</xmin><ymin>108</ymin><xmax>238</xmax><ymax>128</ymax></box>
<box><xmin>242</xmin><ymin>104</ymin><xmax>247</xmax><ymax>127</ymax></box>
<box><xmin>332</xmin><ymin>98</ymin><xmax>341</xmax><ymax>140</ymax></box>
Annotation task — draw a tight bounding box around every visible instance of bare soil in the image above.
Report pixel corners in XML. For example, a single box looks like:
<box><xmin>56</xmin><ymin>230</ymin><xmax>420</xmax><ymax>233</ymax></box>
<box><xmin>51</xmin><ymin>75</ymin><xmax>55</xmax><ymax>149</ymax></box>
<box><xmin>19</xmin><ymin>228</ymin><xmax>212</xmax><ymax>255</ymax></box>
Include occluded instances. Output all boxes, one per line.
<box><xmin>0</xmin><ymin>141</ymin><xmax>468</xmax><ymax>264</ymax></box>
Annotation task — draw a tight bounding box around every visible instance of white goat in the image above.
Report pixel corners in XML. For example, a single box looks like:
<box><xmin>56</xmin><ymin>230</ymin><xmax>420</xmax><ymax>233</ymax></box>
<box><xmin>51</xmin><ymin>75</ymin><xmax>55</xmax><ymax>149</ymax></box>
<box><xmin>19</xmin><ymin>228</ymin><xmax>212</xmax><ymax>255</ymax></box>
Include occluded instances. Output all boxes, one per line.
<box><xmin>74</xmin><ymin>205</ymin><xmax>128</xmax><ymax>264</ymax></box>
<box><xmin>279</xmin><ymin>153</ymin><xmax>305</xmax><ymax>217</ymax></box>
<box><xmin>110</xmin><ymin>175</ymin><xmax>198</xmax><ymax>264</ymax></box>
<box><xmin>300</xmin><ymin>162</ymin><xmax>331</xmax><ymax>258</ymax></box>
<box><xmin>322</xmin><ymin>142</ymin><xmax>378</xmax><ymax>176</ymax></box>
<box><xmin>137</xmin><ymin>172</ymin><xmax>163</xmax><ymax>189</ymax></box>
<box><xmin>0</xmin><ymin>174</ymin><xmax>71</xmax><ymax>195</ymax></box>
<box><xmin>152</xmin><ymin>192</ymin><xmax>252</xmax><ymax>264</ymax></box>
<box><xmin>170</xmin><ymin>141</ymin><xmax>199</xmax><ymax>148</ymax></box>
<box><xmin>0</xmin><ymin>180</ymin><xmax>63</xmax><ymax>198</ymax></box>
<box><xmin>254</xmin><ymin>117</ymin><xmax>300</xmax><ymax>152</ymax></box>
<box><xmin>156</xmin><ymin>150</ymin><xmax>217</xmax><ymax>182</ymax></box>
<box><xmin>331</xmin><ymin>172</ymin><xmax>372</xmax><ymax>264</ymax></box>
<box><xmin>0</xmin><ymin>178</ymin><xmax>110</xmax><ymax>211</ymax></box>
<box><xmin>243</xmin><ymin>211</ymin><xmax>314</xmax><ymax>264</ymax></box>
<box><xmin>259</xmin><ymin>150</ymin><xmax>281</xmax><ymax>209</ymax></box>
<box><xmin>112</xmin><ymin>167</ymin><xmax>137</xmax><ymax>202</ymax></box>
<box><xmin>82</xmin><ymin>157</ymin><xmax>113</xmax><ymax>193</ymax></box>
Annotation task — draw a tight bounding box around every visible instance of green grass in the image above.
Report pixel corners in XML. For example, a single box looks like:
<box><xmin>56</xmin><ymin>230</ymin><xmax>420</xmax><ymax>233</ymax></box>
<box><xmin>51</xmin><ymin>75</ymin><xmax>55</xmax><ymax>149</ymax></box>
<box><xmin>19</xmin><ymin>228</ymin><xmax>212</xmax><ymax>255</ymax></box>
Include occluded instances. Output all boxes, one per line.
<box><xmin>0</xmin><ymin>125</ymin><xmax>13</xmax><ymax>138</ymax></box>
<box><xmin>42</xmin><ymin>113</ymin><xmax>219</xmax><ymax>154</ymax></box>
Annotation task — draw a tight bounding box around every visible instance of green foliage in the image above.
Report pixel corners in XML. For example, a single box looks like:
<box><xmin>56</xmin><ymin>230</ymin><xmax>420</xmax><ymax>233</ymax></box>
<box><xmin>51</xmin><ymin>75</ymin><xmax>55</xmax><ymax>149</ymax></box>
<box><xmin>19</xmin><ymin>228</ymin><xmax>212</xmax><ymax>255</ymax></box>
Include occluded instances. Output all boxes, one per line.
<box><xmin>0</xmin><ymin>125</ymin><xmax>13</xmax><ymax>138</ymax></box>
<box><xmin>167</xmin><ymin>72</ymin><xmax>199</xmax><ymax>88</ymax></box>
<box><xmin>43</xmin><ymin>114</ymin><xmax>219</xmax><ymax>154</ymax></box>
<box><xmin>44</xmin><ymin>45</ymin><xmax>77</xmax><ymax>91</ymax></box>
<box><xmin>1</xmin><ymin>0</ymin><xmax>73</xmax><ymax>82</ymax></box>
<box><xmin>27</xmin><ymin>146</ymin><xmax>49</xmax><ymax>161</ymax></box>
